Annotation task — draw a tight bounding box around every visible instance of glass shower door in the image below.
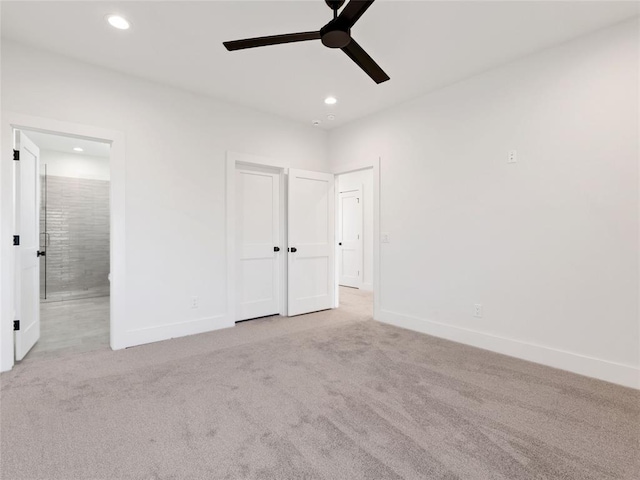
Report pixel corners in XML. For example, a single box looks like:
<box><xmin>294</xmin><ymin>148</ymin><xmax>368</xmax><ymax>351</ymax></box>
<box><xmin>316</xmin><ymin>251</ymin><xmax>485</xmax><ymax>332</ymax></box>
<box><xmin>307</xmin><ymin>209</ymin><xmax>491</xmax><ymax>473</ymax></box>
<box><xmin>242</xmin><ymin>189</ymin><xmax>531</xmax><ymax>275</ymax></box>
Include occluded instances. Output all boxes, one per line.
<box><xmin>39</xmin><ymin>164</ymin><xmax>48</xmax><ymax>300</ymax></box>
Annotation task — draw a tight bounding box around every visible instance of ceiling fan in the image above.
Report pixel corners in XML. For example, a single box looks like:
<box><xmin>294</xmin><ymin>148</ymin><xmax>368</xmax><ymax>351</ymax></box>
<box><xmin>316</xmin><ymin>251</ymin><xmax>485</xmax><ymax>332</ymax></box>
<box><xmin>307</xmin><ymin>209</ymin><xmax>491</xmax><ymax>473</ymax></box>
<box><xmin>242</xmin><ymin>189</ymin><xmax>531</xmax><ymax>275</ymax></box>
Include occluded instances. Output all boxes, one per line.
<box><xmin>223</xmin><ymin>0</ymin><xmax>389</xmax><ymax>84</ymax></box>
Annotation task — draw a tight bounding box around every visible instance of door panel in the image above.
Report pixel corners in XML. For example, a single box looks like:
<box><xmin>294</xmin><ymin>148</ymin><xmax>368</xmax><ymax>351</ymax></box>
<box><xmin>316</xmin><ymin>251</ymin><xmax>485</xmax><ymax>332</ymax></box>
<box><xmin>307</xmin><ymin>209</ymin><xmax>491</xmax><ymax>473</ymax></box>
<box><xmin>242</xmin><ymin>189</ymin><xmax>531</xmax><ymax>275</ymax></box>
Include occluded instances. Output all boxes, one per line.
<box><xmin>236</xmin><ymin>169</ymin><xmax>280</xmax><ymax>321</ymax></box>
<box><xmin>339</xmin><ymin>189</ymin><xmax>363</xmax><ymax>288</ymax></box>
<box><xmin>288</xmin><ymin>169</ymin><xmax>335</xmax><ymax>316</ymax></box>
<box><xmin>15</xmin><ymin>131</ymin><xmax>41</xmax><ymax>361</ymax></box>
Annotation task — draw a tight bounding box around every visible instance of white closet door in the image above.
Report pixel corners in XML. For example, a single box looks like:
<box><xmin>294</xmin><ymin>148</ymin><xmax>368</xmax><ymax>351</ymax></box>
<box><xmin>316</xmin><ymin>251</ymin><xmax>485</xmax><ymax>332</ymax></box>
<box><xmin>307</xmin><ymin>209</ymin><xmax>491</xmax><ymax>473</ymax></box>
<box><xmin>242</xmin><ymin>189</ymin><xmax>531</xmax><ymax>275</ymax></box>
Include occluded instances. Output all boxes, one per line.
<box><xmin>236</xmin><ymin>169</ymin><xmax>280</xmax><ymax>321</ymax></box>
<box><xmin>15</xmin><ymin>131</ymin><xmax>41</xmax><ymax>360</ymax></box>
<box><xmin>288</xmin><ymin>168</ymin><xmax>335</xmax><ymax>316</ymax></box>
<box><xmin>338</xmin><ymin>188</ymin><xmax>363</xmax><ymax>288</ymax></box>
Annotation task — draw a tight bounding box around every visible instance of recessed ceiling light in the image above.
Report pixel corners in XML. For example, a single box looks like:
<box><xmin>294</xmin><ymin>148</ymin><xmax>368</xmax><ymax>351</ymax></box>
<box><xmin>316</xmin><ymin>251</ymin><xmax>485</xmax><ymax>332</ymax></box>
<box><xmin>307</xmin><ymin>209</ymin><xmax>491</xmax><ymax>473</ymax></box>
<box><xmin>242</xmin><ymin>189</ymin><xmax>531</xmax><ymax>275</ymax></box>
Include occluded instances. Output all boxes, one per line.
<box><xmin>312</xmin><ymin>120</ymin><xmax>321</xmax><ymax>126</ymax></box>
<box><xmin>106</xmin><ymin>15</ymin><xmax>130</xmax><ymax>30</ymax></box>
<box><xmin>324</xmin><ymin>96</ymin><xmax>337</xmax><ymax>105</ymax></box>
<box><xmin>327</xmin><ymin>114</ymin><xmax>336</xmax><ymax>121</ymax></box>
<box><xmin>73</xmin><ymin>147</ymin><xmax>84</xmax><ymax>152</ymax></box>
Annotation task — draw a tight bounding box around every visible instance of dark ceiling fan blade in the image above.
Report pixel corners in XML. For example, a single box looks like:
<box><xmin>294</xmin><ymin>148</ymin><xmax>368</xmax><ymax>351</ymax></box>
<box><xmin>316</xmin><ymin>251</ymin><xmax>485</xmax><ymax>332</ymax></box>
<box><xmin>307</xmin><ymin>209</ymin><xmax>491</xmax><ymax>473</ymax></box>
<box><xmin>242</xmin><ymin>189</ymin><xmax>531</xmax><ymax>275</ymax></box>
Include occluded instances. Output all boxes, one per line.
<box><xmin>338</xmin><ymin>0</ymin><xmax>375</xmax><ymax>28</ymax></box>
<box><xmin>224</xmin><ymin>31</ymin><xmax>321</xmax><ymax>51</ymax></box>
<box><xmin>341</xmin><ymin>38</ymin><xmax>389</xmax><ymax>84</ymax></box>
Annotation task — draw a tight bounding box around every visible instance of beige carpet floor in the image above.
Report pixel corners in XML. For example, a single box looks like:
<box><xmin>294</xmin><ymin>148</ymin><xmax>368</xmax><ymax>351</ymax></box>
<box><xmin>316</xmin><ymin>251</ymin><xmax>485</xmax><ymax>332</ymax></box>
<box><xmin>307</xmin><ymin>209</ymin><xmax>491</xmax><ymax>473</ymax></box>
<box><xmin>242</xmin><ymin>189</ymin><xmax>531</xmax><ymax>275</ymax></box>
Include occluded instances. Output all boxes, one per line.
<box><xmin>1</xmin><ymin>287</ymin><xmax>638</xmax><ymax>479</ymax></box>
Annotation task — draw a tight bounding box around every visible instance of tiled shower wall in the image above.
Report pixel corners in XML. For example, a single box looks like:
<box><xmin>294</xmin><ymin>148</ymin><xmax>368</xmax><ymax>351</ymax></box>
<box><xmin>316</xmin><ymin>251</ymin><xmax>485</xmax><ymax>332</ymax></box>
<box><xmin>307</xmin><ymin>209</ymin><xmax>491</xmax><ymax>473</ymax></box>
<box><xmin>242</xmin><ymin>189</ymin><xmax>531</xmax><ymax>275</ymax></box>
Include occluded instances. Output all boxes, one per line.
<box><xmin>40</xmin><ymin>175</ymin><xmax>110</xmax><ymax>301</ymax></box>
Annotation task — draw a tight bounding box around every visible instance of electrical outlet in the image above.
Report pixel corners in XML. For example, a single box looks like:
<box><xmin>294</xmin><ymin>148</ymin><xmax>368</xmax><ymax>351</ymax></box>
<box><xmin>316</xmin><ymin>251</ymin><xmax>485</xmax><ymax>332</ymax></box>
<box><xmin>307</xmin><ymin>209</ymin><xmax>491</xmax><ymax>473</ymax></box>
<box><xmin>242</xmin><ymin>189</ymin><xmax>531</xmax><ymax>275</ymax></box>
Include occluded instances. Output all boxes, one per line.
<box><xmin>381</xmin><ymin>232</ymin><xmax>390</xmax><ymax>243</ymax></box>
<box><xmin>508</xmin><ymin>150</ymin><xmax>517</xmax><ymax>163</ymax></box>
<box><xmin>474</xmin><ymin>304</ymin><xmax>483</xmax><ymax>318</ymax></box>
<box><xmin>191</xmin><ymin>296</ymin><xmax>199</xmax><ymax>309</ymax></box>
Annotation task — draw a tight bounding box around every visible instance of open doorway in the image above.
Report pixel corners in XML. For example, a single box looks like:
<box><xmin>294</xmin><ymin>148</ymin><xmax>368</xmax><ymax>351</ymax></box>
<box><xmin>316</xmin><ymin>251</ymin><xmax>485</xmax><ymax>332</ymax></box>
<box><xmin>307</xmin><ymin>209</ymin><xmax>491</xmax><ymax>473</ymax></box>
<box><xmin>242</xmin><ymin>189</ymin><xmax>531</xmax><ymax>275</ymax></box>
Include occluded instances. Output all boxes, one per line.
<box><xmin>336</xmin><ymin>168</ymin><xmax>374</xmax><ymax>318</ymax></box>
<box><xmin>18</xmin><ymin>130</ymin><xmax>111</xmax><ymax>361</ymax></box>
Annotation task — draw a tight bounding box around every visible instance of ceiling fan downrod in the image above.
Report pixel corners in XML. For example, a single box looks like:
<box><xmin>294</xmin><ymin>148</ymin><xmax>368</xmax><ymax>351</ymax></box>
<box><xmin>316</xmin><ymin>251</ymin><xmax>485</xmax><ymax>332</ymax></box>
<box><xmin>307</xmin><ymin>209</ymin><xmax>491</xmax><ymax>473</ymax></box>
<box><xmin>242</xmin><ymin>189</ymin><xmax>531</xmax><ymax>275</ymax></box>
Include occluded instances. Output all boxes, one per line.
<box><xmin>325</xmin><ymin>0</ymin><xmax>346</xmax><ymax>19</ymax></box>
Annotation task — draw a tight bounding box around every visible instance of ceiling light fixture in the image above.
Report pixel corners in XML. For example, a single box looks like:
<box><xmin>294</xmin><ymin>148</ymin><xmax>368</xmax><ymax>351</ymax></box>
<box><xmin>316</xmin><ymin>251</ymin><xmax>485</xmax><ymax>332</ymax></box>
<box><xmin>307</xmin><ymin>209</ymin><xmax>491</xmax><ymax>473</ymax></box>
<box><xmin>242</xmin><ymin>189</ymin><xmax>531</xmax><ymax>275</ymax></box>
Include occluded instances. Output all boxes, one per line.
<box><xmin>73</xmin><ymin>147</ymin><xmax>84</xmax><ymax>152</ymax></box>
<box><xmin>106</xmin><ymin>15</ymin><xmax>131</xmax><ymax>30</ymax></box>
<box><xmin>324</xmin><ymin>96</ymin><xmax>337</xmax><ymax>105</ymax></box>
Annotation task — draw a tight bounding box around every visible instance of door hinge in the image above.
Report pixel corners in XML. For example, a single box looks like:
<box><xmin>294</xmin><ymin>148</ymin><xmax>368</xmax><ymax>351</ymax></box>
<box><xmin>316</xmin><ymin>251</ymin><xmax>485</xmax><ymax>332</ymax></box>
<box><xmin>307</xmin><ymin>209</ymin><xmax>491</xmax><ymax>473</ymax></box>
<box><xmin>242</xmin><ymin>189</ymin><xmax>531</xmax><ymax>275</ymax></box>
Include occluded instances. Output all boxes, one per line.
<box><xmin>13</xmin><ymin>320</ymin><xmax>20</xmax><ymax>331</ymax></box>
<box><xmin>13</xmin><ymin>235</ymin><xmax>20</xmax><ymax>246</ymax></box>
<box><xmin>13</xmin><ymin>149</ymin><xmax>20</xmax><ymax>161</ymax></box>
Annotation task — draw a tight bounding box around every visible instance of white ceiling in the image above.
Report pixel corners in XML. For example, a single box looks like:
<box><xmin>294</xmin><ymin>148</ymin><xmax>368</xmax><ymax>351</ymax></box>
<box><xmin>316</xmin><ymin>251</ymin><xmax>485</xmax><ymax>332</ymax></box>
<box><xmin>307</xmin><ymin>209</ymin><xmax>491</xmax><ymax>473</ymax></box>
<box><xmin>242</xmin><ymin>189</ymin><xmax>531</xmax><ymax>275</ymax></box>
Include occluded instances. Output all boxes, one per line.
<box><xmin>24</xmin><ymin>130</ymin><xmax>111</xmax><ymax>158</ymax></box>
<box><xmin>2</xmin><ymin>1</ymin><xmax>638</xmax><ymax>129</ymax></box>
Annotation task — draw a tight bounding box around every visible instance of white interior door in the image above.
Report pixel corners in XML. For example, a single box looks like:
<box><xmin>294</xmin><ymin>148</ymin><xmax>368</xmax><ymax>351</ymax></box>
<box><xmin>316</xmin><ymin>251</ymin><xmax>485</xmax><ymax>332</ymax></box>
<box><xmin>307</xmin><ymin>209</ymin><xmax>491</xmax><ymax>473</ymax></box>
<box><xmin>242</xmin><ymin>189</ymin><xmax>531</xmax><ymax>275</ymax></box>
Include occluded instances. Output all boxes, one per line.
<box><xmin>338</xmin><ymin>188</ymin><xmax>363</xmax><ymax>288</ymax></box>
<box><xmin>14</xmin><ymin>131</ymin><xmax>41</xmax><ymax>360</ymax></box>
<box><xmin>236</xmin><ymin>168</ymin><xmax>281</xmax><ymax>321</ymax></box>
<box><xmin>288</xmin><ymin>168</ymin><xmax>335</xmax><ymax>316</ymax></box>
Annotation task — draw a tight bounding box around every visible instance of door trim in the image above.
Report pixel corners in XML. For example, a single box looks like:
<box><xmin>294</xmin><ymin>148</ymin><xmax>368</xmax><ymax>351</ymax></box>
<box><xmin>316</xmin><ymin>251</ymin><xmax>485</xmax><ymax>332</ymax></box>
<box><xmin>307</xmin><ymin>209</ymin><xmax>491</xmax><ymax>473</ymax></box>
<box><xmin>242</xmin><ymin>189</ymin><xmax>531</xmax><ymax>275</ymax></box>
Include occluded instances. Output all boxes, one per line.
<box><xmin>1</xmin><ymin>112</ymin><xmax>126</xmax><ymax>372</ymax></box>
<box><xmin>226</xmin><ymin>151</ymin><xmax>288</xmax><ymax>323</ymax></box>
<box><xmin>331</xmin><ymin>159</ymin><xmax>381</xmax><ymax>320</ymax></box>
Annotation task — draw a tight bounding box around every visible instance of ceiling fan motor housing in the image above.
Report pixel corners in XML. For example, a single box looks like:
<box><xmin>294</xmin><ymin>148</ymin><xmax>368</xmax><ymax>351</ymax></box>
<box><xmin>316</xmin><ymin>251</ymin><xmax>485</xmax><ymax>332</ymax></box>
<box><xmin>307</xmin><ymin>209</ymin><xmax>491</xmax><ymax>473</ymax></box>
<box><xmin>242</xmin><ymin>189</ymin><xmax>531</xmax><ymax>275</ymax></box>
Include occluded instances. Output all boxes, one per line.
<box><xmin>320</xmin><ymin>19</ymin><xmax>352</xmax><ymax>48</ymax></box>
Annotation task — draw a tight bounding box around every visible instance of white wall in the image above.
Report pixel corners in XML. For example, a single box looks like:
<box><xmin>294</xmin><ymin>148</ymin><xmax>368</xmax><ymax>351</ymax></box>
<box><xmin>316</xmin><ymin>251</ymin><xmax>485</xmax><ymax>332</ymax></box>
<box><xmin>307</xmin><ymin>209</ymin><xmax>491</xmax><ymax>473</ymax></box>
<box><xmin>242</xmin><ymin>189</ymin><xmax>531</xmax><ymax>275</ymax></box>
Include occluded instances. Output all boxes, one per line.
<box><xmin>338</xmin><ymin>169</ymin><xmax>374</xmax><ymax>290</ymax></box>
<box><xmin>1</xmin><ymin>41</ymin><xmax>328</xmax><ymax>371</ymax></box>
<box><xmin>329</xmin><ymin>19</ymin><xmax>640</xmax><ymax>388</ymax></box>
<box><xmin>3</xmin><ymin>21</ymin><xmax>638</xmax><ymax>388</ymax></box>
<box><xmin>40</xmin><ymin>149</ymin><xmax>110</xmax><ymax>181</ymax></box>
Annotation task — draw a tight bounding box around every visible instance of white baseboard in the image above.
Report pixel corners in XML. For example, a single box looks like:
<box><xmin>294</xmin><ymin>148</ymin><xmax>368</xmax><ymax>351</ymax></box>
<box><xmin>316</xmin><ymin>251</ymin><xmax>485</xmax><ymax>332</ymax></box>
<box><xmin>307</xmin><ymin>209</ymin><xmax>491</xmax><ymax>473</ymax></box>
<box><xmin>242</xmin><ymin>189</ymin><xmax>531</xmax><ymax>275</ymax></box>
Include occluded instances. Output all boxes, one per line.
<box><xmin>360</xmin><ymin>283</ymin><xmax>374</xmax><ymax>292</ymax></box>
<box><xmin>120</xmin><ymin>314</ymin><xmax>234</xmax><ymax>350</ymax></box>
<box><xmin>377</xmin><ymin>309</ymin><xmax>640</xmax><ymax>390</ymax></box>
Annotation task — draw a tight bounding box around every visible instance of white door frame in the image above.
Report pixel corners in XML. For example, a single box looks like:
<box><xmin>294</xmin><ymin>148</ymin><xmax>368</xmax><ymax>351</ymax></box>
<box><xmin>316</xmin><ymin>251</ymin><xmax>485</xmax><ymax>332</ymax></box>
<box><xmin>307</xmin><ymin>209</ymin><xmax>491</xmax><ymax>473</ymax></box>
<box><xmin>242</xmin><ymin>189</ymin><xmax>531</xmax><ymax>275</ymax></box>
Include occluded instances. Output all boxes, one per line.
<box><xmin>226</xmin><ymin>151</ymin><xmax>288</xmax><ymax>322</ymax></box>
<box><xmin>332</xmin><ymin>159</ymin><xmax>381</xmax><ymax>319</ymax></box>
<box><xmin>1</xmin><ymin>112</ymin><xmax>126</xmax><ymax>372</ymax></box>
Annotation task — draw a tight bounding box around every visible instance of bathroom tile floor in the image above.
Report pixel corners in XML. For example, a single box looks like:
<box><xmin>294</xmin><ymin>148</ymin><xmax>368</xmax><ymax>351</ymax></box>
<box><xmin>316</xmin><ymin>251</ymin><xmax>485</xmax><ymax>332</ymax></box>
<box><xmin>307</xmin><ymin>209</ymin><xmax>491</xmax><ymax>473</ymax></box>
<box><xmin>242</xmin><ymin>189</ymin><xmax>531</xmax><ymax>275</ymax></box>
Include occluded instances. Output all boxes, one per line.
<box><xmin>23</xmin><ymin>296</ymin><xmax>110</xmax><ymax>361</ymax></box>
